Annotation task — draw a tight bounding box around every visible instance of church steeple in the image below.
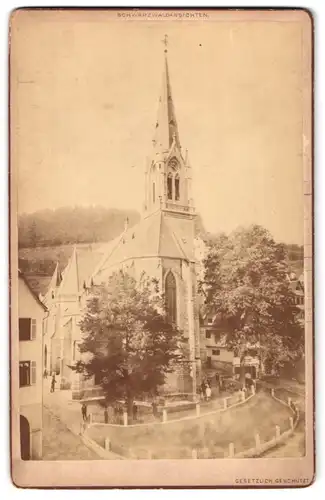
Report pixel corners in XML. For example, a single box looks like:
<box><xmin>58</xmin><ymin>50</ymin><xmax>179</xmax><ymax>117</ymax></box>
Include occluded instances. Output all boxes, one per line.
<box><xmin>144</xmin><ymin>37</ymin><xmax>194</xmax><ymax>218</ymax></box>
<box><xmin>153</xmin><ymin>37</ymin><xmax>181</xmax><ymax>152</ymax></box>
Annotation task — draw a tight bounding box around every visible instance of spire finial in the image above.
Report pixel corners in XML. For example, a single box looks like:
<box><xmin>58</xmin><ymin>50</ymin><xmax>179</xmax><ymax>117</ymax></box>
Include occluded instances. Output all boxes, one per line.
<box><xmin>162</xmin><ymin>34</ymin><xmax>168</xmax><ymax>53</ymax></box>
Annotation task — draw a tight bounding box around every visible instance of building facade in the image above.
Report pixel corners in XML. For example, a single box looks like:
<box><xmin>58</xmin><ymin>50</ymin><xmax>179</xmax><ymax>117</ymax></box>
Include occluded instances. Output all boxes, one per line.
<box><xmin>42</xmin><ymin>47</ymin><xmax>202</xmax><ymax>399</ymax></box>
<box><xmin>18</xmin><ymin>270</ymin><xmax>47</xmax><ymax>460</ymax></box>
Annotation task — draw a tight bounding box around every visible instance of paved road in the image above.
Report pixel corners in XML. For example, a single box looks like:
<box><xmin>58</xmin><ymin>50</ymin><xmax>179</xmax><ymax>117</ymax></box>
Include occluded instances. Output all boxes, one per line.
<box><xmin>42</xmin><ymin>407</ymin><xmax>101</xmax><ymax>460</ymax></box>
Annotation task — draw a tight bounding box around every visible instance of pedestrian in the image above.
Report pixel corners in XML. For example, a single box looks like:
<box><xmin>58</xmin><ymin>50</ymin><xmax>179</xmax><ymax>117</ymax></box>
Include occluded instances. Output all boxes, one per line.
<box><xmin>43</xmin><ymin>369</ymin><xmax>47</xmax><ymax>379</ymax></box>
<box><xmin>104</xmin><ymin>407</ymin><xmax>108</xmax><ymax>424</ymax></box>
<box><xmin>152</xmin><ymin>401</ymin><xmax>158</xmax><ymax>418</ymax></box>
<box><xmin>50</xmin><ymin>374</ymin><xmax>56</xmax><ymax>393</ymax></box>
<box><xmin>132</xmin><ymin>403</ymin><xmax>138</xmax><ymax>422</ymax></box>
<box><xmin>81</xmin><ymin>403</ymin><xmax>87</xmax><ymax>422</ymax></box>
<box><xmin>205</xmin><ymin>384</ymin><xmax>212</xmax><ymax>402</ymax></box>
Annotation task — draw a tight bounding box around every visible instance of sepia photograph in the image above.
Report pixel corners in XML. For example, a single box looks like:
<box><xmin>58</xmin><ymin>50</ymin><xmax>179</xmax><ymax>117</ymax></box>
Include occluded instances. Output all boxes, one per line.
<box><xmin>9</xmin><ymin>8</ymin><xmax>313</xmax><ymax>487</ymax></box>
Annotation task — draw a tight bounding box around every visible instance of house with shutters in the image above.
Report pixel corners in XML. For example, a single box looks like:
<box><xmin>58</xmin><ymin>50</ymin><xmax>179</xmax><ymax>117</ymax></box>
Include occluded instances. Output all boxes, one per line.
<box><xmin>18</xmin><ymin>270</ymin><xmax>47</xmax><ymax>460</ymax></box>
<box><xmin>42</xmin><ymin>45</ymin><xmax>202</xmax><ymax>400</ymax></box>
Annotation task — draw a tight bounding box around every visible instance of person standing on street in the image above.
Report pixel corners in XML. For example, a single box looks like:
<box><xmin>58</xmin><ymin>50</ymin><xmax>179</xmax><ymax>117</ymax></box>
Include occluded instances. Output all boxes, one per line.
<box><xmin>81</xmin><ymin>403</ymin><xmax>87</xmax><ymax>422</ymax></box>
<box><xmin>205</xmin><ymin>384</ymin><xmax>212</xmax><ymax>402</ymax></box>
<box><xmin>200</xmin><ymin>381</ymin><xmax>206</xmax><ymax>400</ymax></box>
<box><xmin>50</xmin><ymin>374</ymin><xmax>56</xmax><ymax>393</ymax></box>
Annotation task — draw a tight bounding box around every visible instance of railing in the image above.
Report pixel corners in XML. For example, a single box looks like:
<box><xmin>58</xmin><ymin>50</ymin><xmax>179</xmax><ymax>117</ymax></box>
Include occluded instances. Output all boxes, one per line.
<box><xmin>231</xmin><ymin>388</ymin><xmax>300</xmax><ymax>458</ymax></box>
<box><xmin>163</xmin><ymin>202</ymin><xmax>195</xmax><ymax>214</ymax></box>
<box><xmin>85</xmin><ymin>387</ymin><xmax>256</xmax><ymax>459</ymax></box>
<box><xmin>82</xmin><ymin>386</ymin><xmax>301</xmax><ymax>460</ymax></box>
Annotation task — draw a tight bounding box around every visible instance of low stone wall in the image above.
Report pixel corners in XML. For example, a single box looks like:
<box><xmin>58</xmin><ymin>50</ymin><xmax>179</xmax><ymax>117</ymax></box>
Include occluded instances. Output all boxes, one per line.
<box><xmin>231</xmin><ymin>389</ymin><xmax>300</xmax><ymax>458</ymax></box>
<box><xmin>81</xmin><ymin>386</ymin><xmax>299</xmax><ymax>460</ymax></box>
<box><xmin>79</xmin><ymin>430</ymin><xmax>126</xmax><ymax>460</ymax></box>
<box><xmin>88</xmin><ymin>388</ymin><xmax>254</xmax><ymax>428</ymax></box>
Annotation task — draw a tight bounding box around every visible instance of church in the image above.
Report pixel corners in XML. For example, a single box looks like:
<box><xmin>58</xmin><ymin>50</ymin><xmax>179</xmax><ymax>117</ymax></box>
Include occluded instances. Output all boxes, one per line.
<box><xmin>42</xmin><ymin>45</ymin><xmax>203</xmax><ymax>400</ymax></box>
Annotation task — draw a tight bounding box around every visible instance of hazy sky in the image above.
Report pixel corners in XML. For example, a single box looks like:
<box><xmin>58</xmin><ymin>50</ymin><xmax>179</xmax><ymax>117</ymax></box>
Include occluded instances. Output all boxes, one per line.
<box><xmin>12</xmin><ymin>11</ymin><xmax>305</xmax><ymax>243</ymax></box>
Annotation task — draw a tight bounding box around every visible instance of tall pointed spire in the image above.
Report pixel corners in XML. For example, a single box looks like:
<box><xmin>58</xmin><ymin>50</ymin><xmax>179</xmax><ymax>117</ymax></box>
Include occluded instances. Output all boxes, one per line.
<box><xmin>153</xmin><ymin>35</ymin><xmax>180</xmax><ymax>152</ymax></box>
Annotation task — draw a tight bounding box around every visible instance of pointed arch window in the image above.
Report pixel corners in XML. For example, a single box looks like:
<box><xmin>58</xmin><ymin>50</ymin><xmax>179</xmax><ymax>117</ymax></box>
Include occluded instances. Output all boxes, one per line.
<box><xmin>165</xmin><ymin>271</ymin><xmax>177</xmax><ymax>324</ymax></box>
<box><xmin>167</xmin><ymin>173</ymin><xmax>173</xmax><ymax>200</ymax></box>
<box><xmin>175</xmin><ymin>174</ymin><xmax>180</xmax><ymax>201</ymax></box>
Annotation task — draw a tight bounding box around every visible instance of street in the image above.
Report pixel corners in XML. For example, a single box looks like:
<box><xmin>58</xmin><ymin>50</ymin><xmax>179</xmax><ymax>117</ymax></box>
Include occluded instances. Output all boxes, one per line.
<box><xmin>42</xmin><ymin>406</ymin><xmax>101</xmax><ymax>460</ymax></box>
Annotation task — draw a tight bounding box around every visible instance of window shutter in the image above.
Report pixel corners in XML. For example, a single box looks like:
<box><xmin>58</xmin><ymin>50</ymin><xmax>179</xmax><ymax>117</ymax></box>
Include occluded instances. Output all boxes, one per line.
<box><xmin>31</xmin><ymin>319</ymin><xmax>37</xmax><ymax>340</ymax></box>
<box><xmin>31</xmin><ymin>361</ymin><xmax>36</xmax><ymax>384</ymax></box>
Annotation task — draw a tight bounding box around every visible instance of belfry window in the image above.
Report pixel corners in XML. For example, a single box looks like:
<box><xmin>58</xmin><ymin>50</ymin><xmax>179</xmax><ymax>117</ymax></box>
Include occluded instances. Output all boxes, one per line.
<box><xmin>165</xmin><ymin>271</ymin><xmax>177</xmax><ymax>324</ymax></box>
<box><xmin>167</xmin><ymin>174</ymin><xmax>173</xmax><ymax>200</ymax></box>
<box><xmin>175</xmin><ymin>175</ymin><xmax>180</xmax><ymax>201</ymax></box>
<box><xmin>153</xmin><ymin>182</ymin><xmax>156</xmax><ymax>203</ymax></box>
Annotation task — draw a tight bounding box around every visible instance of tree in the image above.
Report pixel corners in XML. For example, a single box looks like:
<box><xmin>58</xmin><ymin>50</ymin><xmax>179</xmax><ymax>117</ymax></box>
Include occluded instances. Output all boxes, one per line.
<box><xmin>72</xmin><ymin>270</ymin><xmax>185</xmax><ymax>415</ymax></box>
<box><xmin>199</xmin><ymin>225</ymin><xmax>304</xmax><ymax>379</ymax></box>
<box><xmin>28</xmin><ymin>219</ymin><xmax>38</xmax><ymax>248</ymax></box>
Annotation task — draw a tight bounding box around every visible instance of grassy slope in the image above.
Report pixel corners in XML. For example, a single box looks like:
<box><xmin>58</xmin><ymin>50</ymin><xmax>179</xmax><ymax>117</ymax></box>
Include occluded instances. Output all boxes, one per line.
<box><xmin>88</xmin><ymin>391</ymin><xmax>292</xmax><ymax>459</ymax></box>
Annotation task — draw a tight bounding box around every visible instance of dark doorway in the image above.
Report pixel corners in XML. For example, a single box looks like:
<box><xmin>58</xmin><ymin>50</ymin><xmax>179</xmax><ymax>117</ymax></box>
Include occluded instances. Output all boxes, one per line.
<box><xmin>244</xmin><ymin>365</ymin><xmax>257</xmax><ymax>379</ymax></box>
<box><xmin>20</xmin><ymin>415</ymin><xmax>30</xmax><ymax>460</ymax></box>
<box><xmin>55</xmin><ymin>357</ymin><xmax>61</xmax><ymax>375</ymax></box>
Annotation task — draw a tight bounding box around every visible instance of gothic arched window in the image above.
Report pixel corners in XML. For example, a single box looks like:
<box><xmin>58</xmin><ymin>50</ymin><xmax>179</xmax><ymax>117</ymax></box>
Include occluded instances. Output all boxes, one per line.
<box><xmin>165</xmin><ymin>271</ymin><xmax>177</xmax><ymax>324</ymax></box>
<box><xmin>175</xmin><ymin>174</ymin><xmax>180</xmax><ymax>201</ymax></box>
<box><xmin>167</xmin><ymin>173</ymin><xmax>173</xmax><ymax>200</ymax></box>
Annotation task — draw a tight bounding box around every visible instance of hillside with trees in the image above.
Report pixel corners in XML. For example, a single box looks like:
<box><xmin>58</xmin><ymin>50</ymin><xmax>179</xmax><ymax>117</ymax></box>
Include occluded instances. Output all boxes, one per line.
<box><xmin>18</xmin><ymin>206</ymin><xmax>140</xmax><ymax>249</ymax></box>
<box><xmin>18</xmin><ymin>206</ymin><xmax>303</xmax><ymax>294</ymax></box>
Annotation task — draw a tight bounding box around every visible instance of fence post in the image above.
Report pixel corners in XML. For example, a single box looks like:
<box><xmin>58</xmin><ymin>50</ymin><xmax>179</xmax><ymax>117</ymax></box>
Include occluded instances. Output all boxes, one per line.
<box><xmin>289</xmin><ymin>417</ymin><xmax>294</xmax><ymax>430</ymax></box>
<box><xmin>275</xmin><ymin>425</ymin><xmax>281</xmax><ymax>440</ymax></box>
<box><xmin>123</xmin><ymin>411</ymin><xmax>128</xmax><ymax>426</ymax></box>
<box><xmin>105</xmin><ymin>438</ymin><xmax>111</xmax><ymax>451</ymax></box>
<box><xmin>88</xmin><ymin>413</ymin><xmax>93</xmax><ymax>424</ymax></box>
<box><xmin>255</xmin><ymin>433</ymin><xmax>261</xmax><ymax>450</ymax></box>
<box><xmin>191</xmin><ymin>449</ymin><xmax>198</xmax><ymax>459</ymax></box>
<box><xmin>271</xmin><ymin>388</ymin><xmax>275</xmax><ymax>397</ymax></box>
<box><xmin>228</xmin><ymin>442</ymin><xmax>235</xmax><ymax>458</ymax></box>
<box><xmin>196</xmin><ymin>403</ymin><xmax>200</xmax><ymax>417</ymax></box>
<box><xmin>162</xmin><ymin>408</ymin><xmax>167</xmax><ymax>423</ymax></box>
<box><xmin>251</xmin><ymin>385</ymin><xmax>255</xmax><ymax>396</ymax></box>
<box><xmin>223</xmin><ymin>398</ymin><xmax>227</xmax><ymax>410</ymax></box>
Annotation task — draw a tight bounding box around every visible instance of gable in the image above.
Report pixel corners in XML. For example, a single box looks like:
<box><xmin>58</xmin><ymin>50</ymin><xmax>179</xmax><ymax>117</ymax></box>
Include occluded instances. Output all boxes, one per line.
<box><xmin>18</xmin><ymin>276</ymin><xmax>47</xmax><ymax>318</ymax></box>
